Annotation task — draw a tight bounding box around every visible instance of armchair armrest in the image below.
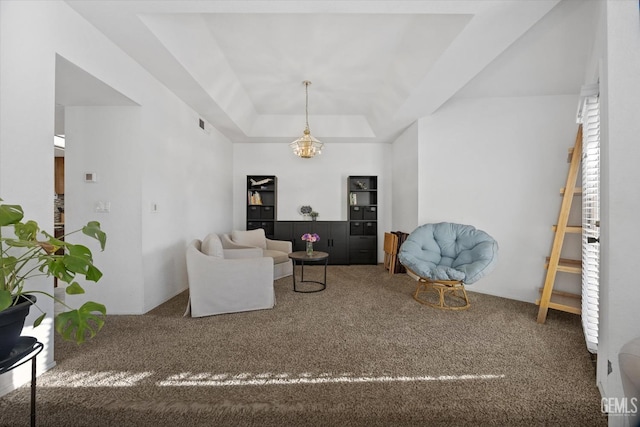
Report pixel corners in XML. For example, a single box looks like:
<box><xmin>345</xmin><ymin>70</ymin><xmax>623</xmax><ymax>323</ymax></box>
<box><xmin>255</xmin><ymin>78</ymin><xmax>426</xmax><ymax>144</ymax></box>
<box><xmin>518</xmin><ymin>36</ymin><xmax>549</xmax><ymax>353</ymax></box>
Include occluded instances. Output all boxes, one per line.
<box><xmin>266</xmin><ymin>238</ymin><xmax>292</xmax><ymax>253</ymax></box>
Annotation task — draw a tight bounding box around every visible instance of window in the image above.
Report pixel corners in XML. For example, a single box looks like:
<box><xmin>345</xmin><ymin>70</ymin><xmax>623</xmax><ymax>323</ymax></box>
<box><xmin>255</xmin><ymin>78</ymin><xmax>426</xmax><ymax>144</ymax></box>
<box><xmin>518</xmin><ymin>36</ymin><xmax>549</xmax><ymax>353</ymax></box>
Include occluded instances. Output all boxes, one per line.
<box><xmin>577</xmin><ymin>83</ymin><xmax>600</xmax><ymax>353</ymax></box>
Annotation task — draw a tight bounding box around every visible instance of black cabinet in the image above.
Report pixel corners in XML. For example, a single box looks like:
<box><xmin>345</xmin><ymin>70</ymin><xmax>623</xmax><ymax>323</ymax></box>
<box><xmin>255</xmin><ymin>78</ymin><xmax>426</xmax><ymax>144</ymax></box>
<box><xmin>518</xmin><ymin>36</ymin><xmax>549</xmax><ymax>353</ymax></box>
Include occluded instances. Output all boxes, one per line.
<box><xmin>349</xmin><ymin>236</ymin><xmax>377</xmax><ymax>264</ymax></box>
<box><xmin>274</xmin><ymin>221</ymin><xmax>349</xmax><ymax>265</ymax></box>
<box><xmin>247</xmin><ymin>175</ymin><xmax>277</xmax><ymax>238</ymax></box>
<box><xmin>348</xmin><ymin>176</ymin><xmax>378</xmax><ymax>264</ymax></box>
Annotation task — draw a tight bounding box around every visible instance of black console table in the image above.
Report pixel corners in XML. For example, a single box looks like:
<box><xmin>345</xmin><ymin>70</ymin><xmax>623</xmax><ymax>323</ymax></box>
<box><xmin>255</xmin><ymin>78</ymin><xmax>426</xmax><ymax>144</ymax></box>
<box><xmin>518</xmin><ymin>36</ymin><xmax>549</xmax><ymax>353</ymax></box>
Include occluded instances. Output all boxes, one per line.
<box><xmin>0</xmin><ymin>336</ymin><xmax>44</xmax><ymax>427</ymax></box>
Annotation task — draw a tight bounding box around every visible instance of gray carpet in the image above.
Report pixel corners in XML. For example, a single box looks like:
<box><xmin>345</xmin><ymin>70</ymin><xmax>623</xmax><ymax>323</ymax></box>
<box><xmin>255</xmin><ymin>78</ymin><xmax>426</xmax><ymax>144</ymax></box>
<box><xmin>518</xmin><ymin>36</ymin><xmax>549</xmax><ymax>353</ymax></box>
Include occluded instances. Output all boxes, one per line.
<box><xmin>0</xmin><ymin>265</ymin><xmax>606</xmax><ymax>426</ymax></box>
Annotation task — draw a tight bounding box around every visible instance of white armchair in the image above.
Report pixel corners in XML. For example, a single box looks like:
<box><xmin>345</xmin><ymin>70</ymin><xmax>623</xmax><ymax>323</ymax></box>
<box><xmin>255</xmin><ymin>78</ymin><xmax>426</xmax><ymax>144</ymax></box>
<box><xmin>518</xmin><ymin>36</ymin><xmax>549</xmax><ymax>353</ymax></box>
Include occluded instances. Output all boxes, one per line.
<box><xmin>184</xmin><ymin>234</ymin><xmax>274</xmax><ymax>318</ymax></box>
<box><xmin>222</xmin><ymin>228</ymin><xmax>293</xmax><ymax>280</ymax></box>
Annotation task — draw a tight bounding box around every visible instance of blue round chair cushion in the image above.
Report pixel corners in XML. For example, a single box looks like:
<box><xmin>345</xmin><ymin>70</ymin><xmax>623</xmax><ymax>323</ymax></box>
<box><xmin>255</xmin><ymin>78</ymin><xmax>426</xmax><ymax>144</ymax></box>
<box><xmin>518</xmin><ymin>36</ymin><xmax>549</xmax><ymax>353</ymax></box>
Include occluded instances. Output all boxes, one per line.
<box><xmin>398</xmin><ymin>222</ymin><xmax>498</xmax><ymax>284</ymax></box>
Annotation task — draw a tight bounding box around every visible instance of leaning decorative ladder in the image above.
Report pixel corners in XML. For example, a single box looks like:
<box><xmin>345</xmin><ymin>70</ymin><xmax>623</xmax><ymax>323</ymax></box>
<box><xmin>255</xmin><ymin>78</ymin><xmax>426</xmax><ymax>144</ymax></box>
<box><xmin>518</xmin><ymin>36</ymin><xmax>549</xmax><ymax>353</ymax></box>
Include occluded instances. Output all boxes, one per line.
<box><xmin>536</xmin><ymin>125</ymin><xmax>583</xmax><ymax>323</ymax></box>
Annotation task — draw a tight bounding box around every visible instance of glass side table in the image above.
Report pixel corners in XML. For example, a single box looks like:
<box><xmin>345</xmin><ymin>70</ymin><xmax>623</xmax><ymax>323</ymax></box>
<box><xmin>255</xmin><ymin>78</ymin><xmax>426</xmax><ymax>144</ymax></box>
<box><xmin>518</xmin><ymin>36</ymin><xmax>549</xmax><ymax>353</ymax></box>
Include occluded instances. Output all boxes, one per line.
<box><xmin>0</xmin><ymin>336</ymin><xmax>44</xmax><ymax>427</ymax></box>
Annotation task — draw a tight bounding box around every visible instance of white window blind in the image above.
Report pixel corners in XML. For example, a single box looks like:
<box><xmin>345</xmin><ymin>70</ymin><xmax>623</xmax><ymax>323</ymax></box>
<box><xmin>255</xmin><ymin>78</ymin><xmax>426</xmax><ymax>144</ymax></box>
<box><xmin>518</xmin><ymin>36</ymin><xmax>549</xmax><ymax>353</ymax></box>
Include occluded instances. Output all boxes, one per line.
<box><xmin>578</xmin><ymin>85</ymin><xmax>600</xmax><ymax>354</ymax></box>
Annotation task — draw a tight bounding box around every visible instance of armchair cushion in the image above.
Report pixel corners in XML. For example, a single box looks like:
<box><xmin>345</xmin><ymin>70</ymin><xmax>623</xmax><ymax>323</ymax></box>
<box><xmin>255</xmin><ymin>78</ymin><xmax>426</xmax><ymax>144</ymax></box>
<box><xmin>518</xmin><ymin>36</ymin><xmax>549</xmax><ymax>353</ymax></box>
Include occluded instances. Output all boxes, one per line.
<box><xmin>231</xmin><ymin>229</ymin><xmax>267</xmax><ymax>249</ymax></box>
<box><xmin>399</xmin><ymin>222</ymin><xmax>498</xmax><ymax>284</ymax></box>
<box><xmin>263</xmin><ymin>249</ymin><xmax>289</xmax><ymax>265</ymax></box>
<box><xmin>201</xmin><ymin>233</ymin><xmax>224</xmax><ymax>258</ymax></box>
<box><xmin>224</xmin><ymin>247</ymin><xmax>263</xmax><ymax>259</ymax></box>
<box><xmin>223</xmin><ymin>230</ymin><xmax>293</xmax><ymax>280</ymax></box>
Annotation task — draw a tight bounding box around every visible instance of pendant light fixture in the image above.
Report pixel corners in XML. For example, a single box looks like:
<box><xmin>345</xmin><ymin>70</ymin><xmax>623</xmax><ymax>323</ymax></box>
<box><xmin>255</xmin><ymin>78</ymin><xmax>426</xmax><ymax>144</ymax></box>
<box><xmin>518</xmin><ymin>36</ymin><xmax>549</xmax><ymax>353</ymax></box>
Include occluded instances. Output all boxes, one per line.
<box><xmin>290</xmin><ymin>80</ymin><xmax>323</xmax><ymax>158</ymax></box>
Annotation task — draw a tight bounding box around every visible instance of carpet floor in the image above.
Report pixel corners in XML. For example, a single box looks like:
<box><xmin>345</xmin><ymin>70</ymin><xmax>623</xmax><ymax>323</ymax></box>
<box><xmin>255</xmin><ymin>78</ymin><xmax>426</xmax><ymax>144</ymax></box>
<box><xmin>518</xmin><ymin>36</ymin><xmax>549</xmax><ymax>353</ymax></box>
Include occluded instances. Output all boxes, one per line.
<box><xmin>0</xmin><ymin>265</ymin><xmax>606</xmax><ymax>426</ymax></box>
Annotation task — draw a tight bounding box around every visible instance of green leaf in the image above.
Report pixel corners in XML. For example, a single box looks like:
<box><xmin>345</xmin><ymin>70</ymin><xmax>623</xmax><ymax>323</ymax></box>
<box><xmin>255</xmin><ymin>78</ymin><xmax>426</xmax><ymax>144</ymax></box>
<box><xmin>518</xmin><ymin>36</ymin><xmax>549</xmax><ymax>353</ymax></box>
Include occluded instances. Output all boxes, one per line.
<box><xmin>34</xmin><ymin>313</ymin><xmax>46</xmax><ymax>327</ymax></box>
<box><xmin>65</xmin><ymin>282</ymin><xmax>85</xmax><ymax>295</ymax></box>
<box><xmin>63</xmin><ymin>244</ymin><xmax>93</xmax><ymax>275</ymax></box>
<box><xmin>0</xmin><ymin>202</ymin><xmax>23</xmax><ymax>226</ymax></box>
<box><xmin>14</xmin><ymin>220</ymin><xmax>39</xmax><ymax>241</ymax></box>
<box><xmin>85</xmin><ymin>264</ymin><xmax>103</xmax><ymax>282</ymax></box>
<box><xmin>0</xmin><ymin>290</ymin><xmax>12</xmax><ymax>311</ymax></box>
<box><xmin>55</xmin><ymin>301</ymin><xmax>106</xmax><ymax>344</ymax></box>
<box><xmin>4</xmin><ymin>238</ymin><xmax>38</xmax><ymax>248</ymax></box>
<box><xmin>61</xmin><ymin>244</ymin><xmax>103</xmax><ymax>282</ymax></box>
<box><xmin>82</xmin><ymin>221</ymin><xmax>107</xmax><ymax>251</ymax></box>
<box><xmin>44</xmin><ymin>258</ymin><xmax>74</xmax><ymax>283</ymax></box>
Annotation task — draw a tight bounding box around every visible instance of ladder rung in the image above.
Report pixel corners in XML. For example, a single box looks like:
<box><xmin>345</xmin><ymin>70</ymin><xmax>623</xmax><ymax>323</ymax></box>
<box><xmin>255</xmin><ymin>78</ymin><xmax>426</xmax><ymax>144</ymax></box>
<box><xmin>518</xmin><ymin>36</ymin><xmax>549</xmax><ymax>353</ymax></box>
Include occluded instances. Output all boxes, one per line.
<box><xmin>552</xmin><ymin>225</ymin><xmax>582</xmax><ymax>233</ymax></box>
<box><xmin>536</xmin><ymin>288</ymin><xmax>581</xmax><ymax>315</ymax></box>
<box><xmin>560</xmin><ymin>187</ymin><xmax>582</xmax><ymax>195</ymax></box>
<box><xmin>545</xmin><ymin>257</ymin><xmax>582</xmax><ymax>274</ymax></box>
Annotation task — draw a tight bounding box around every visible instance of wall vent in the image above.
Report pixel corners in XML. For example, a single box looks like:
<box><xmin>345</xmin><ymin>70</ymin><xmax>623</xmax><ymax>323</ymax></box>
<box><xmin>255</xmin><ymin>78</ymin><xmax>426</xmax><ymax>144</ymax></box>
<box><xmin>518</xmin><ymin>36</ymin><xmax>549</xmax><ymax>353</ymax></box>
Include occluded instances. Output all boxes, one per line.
<box><xmin>198</xmin><ymin>118</ymin><xmax>211</xmax><ymax>134</ymax></box>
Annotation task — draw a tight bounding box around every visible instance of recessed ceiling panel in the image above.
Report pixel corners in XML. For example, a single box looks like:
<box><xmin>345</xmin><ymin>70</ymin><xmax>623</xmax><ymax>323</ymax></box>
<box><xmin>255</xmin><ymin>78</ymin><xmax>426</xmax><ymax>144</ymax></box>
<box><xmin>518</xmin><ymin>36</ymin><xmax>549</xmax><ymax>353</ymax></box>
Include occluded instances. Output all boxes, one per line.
<box><xmin>203</xmin><ymin>13</ymin><xmax>471</xmax><ymax>115</ymax></box>
<box><xmin>64</xmin><ymin>1</ymin><xmax>580</xmax><ymax>144</ymax></box>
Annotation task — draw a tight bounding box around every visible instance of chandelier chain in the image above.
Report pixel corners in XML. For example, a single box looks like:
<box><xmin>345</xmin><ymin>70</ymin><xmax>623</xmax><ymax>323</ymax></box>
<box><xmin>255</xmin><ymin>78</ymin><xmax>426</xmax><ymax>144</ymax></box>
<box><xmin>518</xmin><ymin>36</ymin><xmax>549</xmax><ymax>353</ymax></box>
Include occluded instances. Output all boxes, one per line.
<box><xmin>305</xmin><ymin>81</ymin><xmax>310</xmax><ymax>132</ymax></box>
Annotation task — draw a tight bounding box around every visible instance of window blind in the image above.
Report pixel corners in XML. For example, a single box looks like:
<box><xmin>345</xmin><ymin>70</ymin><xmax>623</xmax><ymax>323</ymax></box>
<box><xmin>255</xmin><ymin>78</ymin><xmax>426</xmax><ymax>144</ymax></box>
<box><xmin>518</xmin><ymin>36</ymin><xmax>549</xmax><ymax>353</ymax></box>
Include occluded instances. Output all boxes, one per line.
<box><xmin>578</xmin><ymin>86</ymin><xmax>600</xmax><ymax>354</ymax></box>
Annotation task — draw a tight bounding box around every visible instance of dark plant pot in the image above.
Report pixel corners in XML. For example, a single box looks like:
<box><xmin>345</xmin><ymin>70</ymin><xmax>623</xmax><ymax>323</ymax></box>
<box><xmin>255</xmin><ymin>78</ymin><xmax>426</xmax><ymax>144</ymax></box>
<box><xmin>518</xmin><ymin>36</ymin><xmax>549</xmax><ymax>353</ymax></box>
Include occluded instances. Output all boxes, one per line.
<box><xmin>0</xmin><ymin>295</ymin><xmax>35</xmax><ymax>360</ymax></box>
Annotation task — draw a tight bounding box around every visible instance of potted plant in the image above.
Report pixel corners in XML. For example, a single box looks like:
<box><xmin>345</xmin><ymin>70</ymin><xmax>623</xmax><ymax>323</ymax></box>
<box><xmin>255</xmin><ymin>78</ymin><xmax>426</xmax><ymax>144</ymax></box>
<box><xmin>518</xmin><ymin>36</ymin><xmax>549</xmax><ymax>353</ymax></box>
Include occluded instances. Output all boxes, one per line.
<box><xmin>0</xmin><ymin>198</ymin><xmax>107</xmax><ymax>359</ymax></box>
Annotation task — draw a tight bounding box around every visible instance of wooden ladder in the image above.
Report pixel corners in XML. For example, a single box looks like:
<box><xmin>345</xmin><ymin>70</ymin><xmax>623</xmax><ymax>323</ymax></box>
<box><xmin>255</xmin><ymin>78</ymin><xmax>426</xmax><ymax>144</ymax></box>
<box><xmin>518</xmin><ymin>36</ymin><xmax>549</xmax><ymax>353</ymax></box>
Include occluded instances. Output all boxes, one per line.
<box><xmin>536</xmin><ymin>125</ymin><xmax>583</xmax><ymax>323</ymax></box>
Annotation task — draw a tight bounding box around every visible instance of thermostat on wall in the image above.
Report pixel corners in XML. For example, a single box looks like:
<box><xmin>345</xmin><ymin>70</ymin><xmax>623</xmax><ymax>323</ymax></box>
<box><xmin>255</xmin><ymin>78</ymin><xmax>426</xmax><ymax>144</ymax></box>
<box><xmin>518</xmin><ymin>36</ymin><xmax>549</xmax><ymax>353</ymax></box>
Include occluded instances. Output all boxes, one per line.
<box><xmin>84</xmin><ymin>172</ymin><xmax>97</xmax><ymax>183</ymax></box>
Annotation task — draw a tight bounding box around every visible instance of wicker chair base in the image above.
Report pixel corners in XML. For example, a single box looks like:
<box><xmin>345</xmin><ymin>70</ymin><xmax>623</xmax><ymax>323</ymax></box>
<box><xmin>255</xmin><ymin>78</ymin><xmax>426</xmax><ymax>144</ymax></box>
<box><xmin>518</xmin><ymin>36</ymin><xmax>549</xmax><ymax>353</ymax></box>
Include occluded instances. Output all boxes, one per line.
<box><xmin>413</xmin><ymin>278</ymin><xmax>471</xmax><ymax>311</ymax></box>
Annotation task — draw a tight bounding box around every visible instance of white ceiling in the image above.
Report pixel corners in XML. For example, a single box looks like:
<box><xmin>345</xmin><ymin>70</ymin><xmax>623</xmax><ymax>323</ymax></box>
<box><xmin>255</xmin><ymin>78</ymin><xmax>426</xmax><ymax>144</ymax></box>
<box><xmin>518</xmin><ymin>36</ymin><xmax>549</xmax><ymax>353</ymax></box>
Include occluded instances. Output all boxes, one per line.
<box><xmin>62</xmin><ymin>0</ymin><xmax>599</xmax><ymax>145</ymax></box>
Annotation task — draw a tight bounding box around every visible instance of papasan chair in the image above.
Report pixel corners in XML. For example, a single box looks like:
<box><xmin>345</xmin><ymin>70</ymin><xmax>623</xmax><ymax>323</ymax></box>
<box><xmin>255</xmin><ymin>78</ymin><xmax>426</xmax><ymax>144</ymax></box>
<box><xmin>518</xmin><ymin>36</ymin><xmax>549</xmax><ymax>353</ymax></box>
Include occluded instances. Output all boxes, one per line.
<box><xmin>398</xmin><ymin>222</ymin><xmax>498</xmax><ymax>310</ymax></box>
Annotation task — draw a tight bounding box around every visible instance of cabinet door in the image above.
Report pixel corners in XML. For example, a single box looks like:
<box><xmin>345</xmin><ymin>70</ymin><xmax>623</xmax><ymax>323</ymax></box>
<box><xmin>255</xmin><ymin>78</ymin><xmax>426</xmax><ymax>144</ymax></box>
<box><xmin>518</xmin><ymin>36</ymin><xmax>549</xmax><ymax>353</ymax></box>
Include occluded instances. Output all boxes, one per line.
<box><xmin>292</xmin><ymin>222</ymin><xmax>311</xmax><ymax>252</ymax></box>
<box><xmin>328</xmin><ymin>222</ymin><xmax>349</xmax><ymax>265</ymax></box>
<box><xmin>273</xmin><ymin>221</ymin><xmax>293</xmax><ymax>244</ymax></box>
<box><xmin>311</xmin><ymin>222</ymin><xmax>349</xmax><ymax>265</ymax></box>
<box><xmin>349</xmin><ymin>236</ymin><xmax>377</xmax><ymax>264</ymax></box>
<box><xmin>311</xmin><ymin>222</ymin><xmax>331</xmax><ymax>253</ymax></box>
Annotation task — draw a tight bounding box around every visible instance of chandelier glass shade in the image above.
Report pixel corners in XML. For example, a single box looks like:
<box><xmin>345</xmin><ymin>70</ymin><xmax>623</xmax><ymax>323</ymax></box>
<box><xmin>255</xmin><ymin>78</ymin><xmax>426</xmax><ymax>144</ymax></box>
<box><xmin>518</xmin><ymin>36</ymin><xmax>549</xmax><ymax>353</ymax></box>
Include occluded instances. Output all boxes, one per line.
<box><xmin>290</xmin><ymin>81</ymin><xmax>323</xmax><ymax>158</ymax></box>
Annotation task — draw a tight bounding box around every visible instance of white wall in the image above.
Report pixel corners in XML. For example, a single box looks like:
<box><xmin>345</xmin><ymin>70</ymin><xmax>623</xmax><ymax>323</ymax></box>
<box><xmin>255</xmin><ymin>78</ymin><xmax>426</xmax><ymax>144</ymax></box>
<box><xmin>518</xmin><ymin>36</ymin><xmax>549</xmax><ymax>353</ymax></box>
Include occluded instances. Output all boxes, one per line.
<box><xmin>414</xmin><ymin>95</ymin><xmax>581</xmax><ymax>303</ymax></box>
<box><xmin>1</xmin><ymin>0</ymin><xmax>63</xmax><ymax>394</ymax></box>
<box><xmin>0</xmin><ymin>0</ymin><xmax>234</xmax><ymax>396</ymax></box>
<box><xmin>598</xmin><ymin>1</ymin><xmax>640</xmax><ymax>423</ymax></box>
<box><xmin>65</xmin><ymin>107</ymin><xmax>145</xmax><ymax>314</ymax></box>
<box><xmin>139</xmin><ymin>101</ymin><xmax>234</xmax><ymax>312</ymax></box>
<box><xmin>232</xmin><ymin>142</ymin><xmax>392</xmax><ymax>260</ymax></box>
<box><xmin>391</xmin><ymin>122</ymin><xmax>419</xmax><ymax>233</ymax></box>
<box><xmin>65</xmin><ymin>89</ymin><xmax>234</xmax><ymax>317</ymax></box>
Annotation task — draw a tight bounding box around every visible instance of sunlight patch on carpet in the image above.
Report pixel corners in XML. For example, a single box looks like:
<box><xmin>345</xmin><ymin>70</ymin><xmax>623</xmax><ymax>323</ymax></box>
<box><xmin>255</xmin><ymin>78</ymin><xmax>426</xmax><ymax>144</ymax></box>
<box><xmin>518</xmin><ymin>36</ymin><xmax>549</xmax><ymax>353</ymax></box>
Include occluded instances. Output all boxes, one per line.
<box><xmin>158</xmin><ymin>372</ymin><xmax>506</xmax><ymax>387</ymax></box>
<box><xmin>38</xmin><ymin>370</ymin><xmax>506</xmax><ymax>388</ymax></box>
<box><xmin>40</xmin><ymin>371</ymin><xmax>153</xmax><ymax>387</ymax></box>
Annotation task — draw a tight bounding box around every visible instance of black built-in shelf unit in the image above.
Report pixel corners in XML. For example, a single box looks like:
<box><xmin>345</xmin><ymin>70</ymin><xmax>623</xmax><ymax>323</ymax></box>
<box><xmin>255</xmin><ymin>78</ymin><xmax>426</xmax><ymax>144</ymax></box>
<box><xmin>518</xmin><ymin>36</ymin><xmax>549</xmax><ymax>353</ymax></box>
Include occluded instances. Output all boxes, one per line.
<box><xmin>348</xmin><ymin>176</ymin><xmax>377</xmax><ymax>264</ymax></box>
<box><xmin>246</xmin><ymin>175</ymin><xmax>277</xmax><ymax>238</ymax></box>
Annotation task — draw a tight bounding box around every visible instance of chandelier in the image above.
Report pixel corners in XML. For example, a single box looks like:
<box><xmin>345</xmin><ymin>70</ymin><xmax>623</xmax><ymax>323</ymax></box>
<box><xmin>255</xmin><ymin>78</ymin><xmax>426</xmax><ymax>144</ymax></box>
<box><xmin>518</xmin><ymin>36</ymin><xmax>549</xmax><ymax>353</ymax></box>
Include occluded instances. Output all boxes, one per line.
<box><xmin>290</xmin><ymin>80</ymin><xmax>324</xmax><ymax>158</ymax></box>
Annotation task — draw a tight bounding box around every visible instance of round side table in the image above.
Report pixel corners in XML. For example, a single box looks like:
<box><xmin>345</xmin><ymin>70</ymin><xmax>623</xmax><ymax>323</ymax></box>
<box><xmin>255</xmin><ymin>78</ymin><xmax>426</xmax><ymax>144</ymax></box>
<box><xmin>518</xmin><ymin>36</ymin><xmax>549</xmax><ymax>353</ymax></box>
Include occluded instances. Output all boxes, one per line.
<box><xmin>288</xmin><ymin>251</ymin><xmax>329</xmax><ymax>293</ymax></box>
